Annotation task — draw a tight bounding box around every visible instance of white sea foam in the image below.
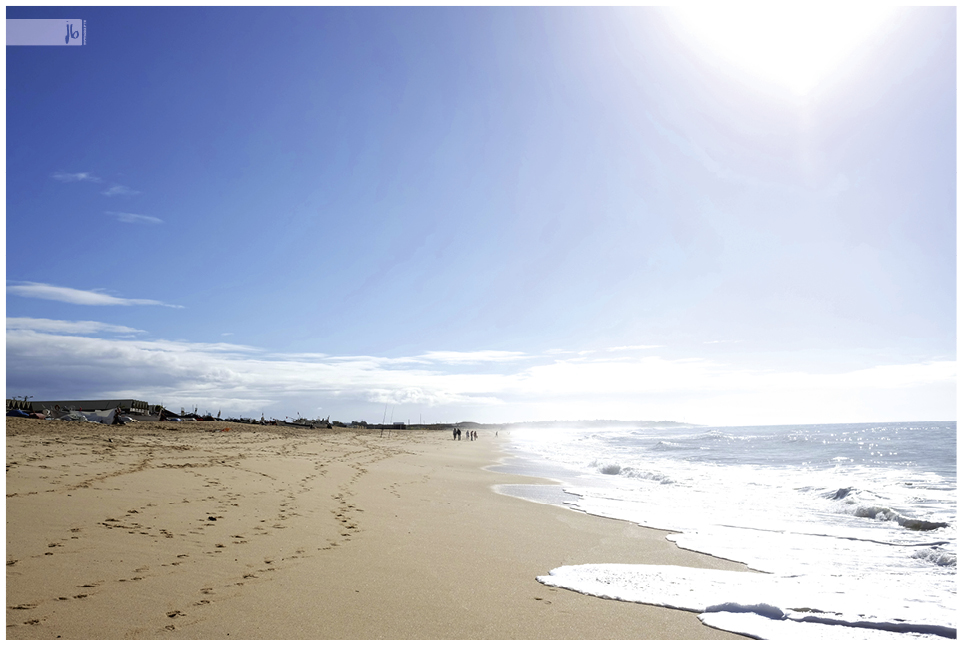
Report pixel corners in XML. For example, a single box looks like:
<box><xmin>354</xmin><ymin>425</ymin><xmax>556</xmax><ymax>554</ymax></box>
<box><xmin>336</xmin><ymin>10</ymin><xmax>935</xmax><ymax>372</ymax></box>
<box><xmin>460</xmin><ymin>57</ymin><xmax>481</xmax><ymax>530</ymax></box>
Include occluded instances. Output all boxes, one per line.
<box><xmin>505</xmin><ymin>422</ymin><xmax>956</xmax><ymax>641</ymax></box>
<box><xmin>699</xmin><ymin>612</ymin><xmax>951</xmax><ymax>642</ymax></box>
<box><xmin>537</xmin><ymin>564</ymin><xmax>956</xmax><ymax>641</ymax></box>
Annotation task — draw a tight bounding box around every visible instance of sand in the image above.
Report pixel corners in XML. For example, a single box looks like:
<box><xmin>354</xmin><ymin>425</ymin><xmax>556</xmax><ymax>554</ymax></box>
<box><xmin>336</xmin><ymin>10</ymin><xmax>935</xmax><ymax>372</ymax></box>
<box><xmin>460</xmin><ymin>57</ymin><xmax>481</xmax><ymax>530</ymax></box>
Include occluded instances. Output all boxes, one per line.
<box><xmin>6</xmin><ymin>418</ymin><xmax>751</xmax><ymax>640</ymax></box>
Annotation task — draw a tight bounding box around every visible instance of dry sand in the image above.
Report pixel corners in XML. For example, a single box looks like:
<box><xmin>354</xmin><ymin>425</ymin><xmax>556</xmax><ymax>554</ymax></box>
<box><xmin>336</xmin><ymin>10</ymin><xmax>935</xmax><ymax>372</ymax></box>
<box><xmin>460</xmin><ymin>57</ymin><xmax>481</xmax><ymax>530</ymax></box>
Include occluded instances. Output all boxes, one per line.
<box><xmin>6</xmin><ymin>418</ymin><xmax>751</xmax><ymax>640</ymax></box>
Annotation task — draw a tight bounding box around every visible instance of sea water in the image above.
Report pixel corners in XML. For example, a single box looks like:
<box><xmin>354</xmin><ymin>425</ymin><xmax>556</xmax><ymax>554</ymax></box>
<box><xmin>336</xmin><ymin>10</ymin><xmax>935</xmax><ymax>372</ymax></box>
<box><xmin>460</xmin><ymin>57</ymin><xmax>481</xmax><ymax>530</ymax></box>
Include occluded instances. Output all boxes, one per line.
<box><xmin>492</xmin><ymin>422</ymin><xmax>956</xmax><ymax>641</ymax></box>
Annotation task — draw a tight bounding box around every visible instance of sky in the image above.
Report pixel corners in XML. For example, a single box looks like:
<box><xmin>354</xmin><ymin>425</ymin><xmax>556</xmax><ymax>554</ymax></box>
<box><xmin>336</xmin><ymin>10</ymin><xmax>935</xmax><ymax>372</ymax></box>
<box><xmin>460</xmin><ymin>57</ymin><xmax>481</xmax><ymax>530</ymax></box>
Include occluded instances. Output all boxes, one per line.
<box><xmin>5</xmin><ymin>6</ymin><xmax>957</xmax><ymax>426</ymax></box>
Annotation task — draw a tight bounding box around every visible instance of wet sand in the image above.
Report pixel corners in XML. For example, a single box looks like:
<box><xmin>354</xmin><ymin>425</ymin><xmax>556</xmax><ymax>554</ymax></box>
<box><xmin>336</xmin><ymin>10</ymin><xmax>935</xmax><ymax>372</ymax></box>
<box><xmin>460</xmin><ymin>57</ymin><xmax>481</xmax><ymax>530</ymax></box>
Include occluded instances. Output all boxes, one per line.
<box><xmin>6</xmin><ymin>419</ymin><xmax>750</xmax><ymax>639</ymax></box>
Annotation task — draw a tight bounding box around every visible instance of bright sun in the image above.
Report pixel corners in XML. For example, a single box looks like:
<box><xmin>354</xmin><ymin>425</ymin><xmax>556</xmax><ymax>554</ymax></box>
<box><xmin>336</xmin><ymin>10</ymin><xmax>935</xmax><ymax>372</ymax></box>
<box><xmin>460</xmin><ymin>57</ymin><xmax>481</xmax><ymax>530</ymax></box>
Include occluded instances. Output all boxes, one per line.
<box><xmin>667</xmin><ymin>5</ymin><xmax>897</xmax><ymax>95</ymax></box>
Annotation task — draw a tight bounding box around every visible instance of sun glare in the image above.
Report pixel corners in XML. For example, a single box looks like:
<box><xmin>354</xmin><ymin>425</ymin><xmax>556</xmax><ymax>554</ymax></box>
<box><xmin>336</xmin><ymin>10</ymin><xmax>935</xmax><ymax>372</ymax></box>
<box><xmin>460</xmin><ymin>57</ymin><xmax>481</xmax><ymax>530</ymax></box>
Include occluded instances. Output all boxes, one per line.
<box><xmin>668</xmin><ymin>5</ymin><xmax>897</xmax><ymax>95</ymax></box>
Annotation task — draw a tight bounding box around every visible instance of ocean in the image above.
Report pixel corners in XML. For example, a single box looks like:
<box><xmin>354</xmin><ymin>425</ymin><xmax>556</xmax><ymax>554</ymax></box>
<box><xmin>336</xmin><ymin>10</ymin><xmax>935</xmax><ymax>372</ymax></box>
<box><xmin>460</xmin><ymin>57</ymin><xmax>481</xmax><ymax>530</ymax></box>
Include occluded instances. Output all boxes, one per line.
<box><xmin>491</xmin><ymin>421</ymin><xmax>956</xmax><ymax>641</ymax></box>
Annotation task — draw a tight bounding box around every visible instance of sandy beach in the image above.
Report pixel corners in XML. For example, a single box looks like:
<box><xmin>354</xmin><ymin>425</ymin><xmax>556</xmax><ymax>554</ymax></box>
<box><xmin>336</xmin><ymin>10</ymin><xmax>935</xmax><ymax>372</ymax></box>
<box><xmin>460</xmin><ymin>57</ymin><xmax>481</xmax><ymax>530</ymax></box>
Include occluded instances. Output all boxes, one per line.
<box><xmin>6</xmin><ymin>419</ymin><xmax>751</xmax><ymax>640</ymax></box>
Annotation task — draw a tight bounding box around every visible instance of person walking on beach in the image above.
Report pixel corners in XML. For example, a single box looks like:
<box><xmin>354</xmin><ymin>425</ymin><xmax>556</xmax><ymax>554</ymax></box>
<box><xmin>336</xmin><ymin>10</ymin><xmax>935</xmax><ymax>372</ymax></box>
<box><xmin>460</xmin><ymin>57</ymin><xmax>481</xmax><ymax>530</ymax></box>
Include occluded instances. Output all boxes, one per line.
<box><xmin>453</xmin><ymin>427</ymin><xmax>457</xmax><ymax>441</ymax></box>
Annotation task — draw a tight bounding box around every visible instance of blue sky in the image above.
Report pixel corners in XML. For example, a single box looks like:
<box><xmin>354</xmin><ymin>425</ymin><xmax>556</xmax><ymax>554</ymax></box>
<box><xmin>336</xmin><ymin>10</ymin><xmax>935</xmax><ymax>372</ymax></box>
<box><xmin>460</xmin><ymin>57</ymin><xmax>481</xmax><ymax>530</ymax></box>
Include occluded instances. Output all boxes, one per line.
<box><xmin>5</xmin><ymin>6</ymin><xmax>956</xmax><ymax>425</ymax></box>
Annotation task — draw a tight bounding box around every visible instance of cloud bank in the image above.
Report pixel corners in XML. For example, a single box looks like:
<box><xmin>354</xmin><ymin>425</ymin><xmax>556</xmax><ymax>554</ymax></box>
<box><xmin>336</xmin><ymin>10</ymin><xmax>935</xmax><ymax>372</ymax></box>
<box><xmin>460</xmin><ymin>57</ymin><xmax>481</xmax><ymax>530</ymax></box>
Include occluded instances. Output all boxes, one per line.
<box><xmin>5</xmin><ymin>318</ymin><xmax>955</xmax><ymax>425</ymax></box>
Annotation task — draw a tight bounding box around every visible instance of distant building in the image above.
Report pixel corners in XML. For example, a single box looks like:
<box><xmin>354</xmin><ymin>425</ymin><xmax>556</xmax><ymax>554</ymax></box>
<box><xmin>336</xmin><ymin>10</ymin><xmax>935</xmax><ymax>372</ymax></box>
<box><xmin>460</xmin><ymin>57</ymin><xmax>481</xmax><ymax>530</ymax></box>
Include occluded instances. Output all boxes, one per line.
<box><xmin>23</xmin><ymin>399</ymin><xmax>164</xmax><ymax>420</ymax></box>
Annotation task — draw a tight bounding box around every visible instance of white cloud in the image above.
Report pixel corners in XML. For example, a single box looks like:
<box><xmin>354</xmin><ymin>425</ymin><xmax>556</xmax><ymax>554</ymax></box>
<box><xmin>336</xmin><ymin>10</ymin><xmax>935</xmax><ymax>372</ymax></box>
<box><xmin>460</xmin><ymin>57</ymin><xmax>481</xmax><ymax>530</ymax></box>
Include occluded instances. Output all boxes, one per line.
<box><xmin>50</xmin><ymin>173</ymin><xmax>140</xmax><ymax>197</ymax></box>
<box><xmin>6</xmin><ymin>317</ymin><xmax>145</xmax><ymax>336</ymax></box>
<box><xmin>7</xmin><ymin>282</ymin><xmax>183</xmax><ymax>308</ymax></box>
<box><xmin>511</xmin><ymin>356</ymin><xmax>958</xmax><ymax>398</ymax></box>
<box><xmin>606</xmin><ymin>344</ymin><xmax>663</xmax><ymax>352</ymax></box>
<box><xmin>107</xmin><ymin>212</ymin><xmax>163</xmax><ymax>225</ymax></box>
<box><xmin>52</xmin><ymin>171</ymin><xmax>101</xmax><ymax>183</ymax></box>
<box><xmin>102</xmin><ymin>185</ymin><xmax>140</xmax><ymax>196</ymax></box>
<box><xmin>4</xmin><ymin>321</ymin><xmax>955</xmax><ymax>425</ymax></box>
<box><xmin>417</xmin><ymin>350</ymin><xmax>530</xmax><ymax>364</ymax></box>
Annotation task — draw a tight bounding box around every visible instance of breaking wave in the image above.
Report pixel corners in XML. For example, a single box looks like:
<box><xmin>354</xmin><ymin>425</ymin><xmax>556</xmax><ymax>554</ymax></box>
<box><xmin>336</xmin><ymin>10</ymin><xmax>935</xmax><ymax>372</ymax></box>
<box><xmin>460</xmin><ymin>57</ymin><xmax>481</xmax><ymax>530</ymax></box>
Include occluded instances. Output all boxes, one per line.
<box><xmin>852</xmin><ymin>504</ymin><xmax>949</xmax><ymax>531</ymax></box>
<box><xmin>823</xmin><ymin>487</ymin><xmax>950</xmax><ymax>531</ymax></box>
<box><xmin>589</xmin><ymin>460</ymin><xmax>673</xmax><ymax>483</ymax></box>
<box><xmin>912</xmin><ymin>547</ymin><xmax>956</xmax><ymax>567</ymax></box>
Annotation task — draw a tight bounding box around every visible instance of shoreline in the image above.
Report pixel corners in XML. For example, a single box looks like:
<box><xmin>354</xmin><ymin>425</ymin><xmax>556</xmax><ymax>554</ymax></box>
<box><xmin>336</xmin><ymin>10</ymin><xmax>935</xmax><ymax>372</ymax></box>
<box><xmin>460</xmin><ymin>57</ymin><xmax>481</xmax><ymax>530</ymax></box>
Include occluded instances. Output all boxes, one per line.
<box><xmin>7</xmin><ymin>419</ymin><xmax>751</xmax><ymax>639</ymax></box>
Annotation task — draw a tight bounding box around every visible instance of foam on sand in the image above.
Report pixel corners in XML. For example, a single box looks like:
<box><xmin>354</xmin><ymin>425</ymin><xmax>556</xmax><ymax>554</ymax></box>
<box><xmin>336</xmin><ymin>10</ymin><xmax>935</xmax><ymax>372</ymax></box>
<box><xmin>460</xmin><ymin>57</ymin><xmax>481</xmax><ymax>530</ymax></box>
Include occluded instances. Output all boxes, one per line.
<box><xmin>537</xmin><ymin>564</ymin><xmax>956</xmax><ymax>641</ymax></box>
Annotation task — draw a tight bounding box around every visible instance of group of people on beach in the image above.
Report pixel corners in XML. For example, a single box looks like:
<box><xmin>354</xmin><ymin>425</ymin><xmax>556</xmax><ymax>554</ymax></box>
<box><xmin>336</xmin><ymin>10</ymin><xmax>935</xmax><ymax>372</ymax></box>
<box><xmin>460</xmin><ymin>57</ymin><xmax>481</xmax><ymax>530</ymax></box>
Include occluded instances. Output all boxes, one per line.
<box><xmin>452</xmin><ymin>428</ymin><xmax>478</xmax><ymax>441</ymax></box>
